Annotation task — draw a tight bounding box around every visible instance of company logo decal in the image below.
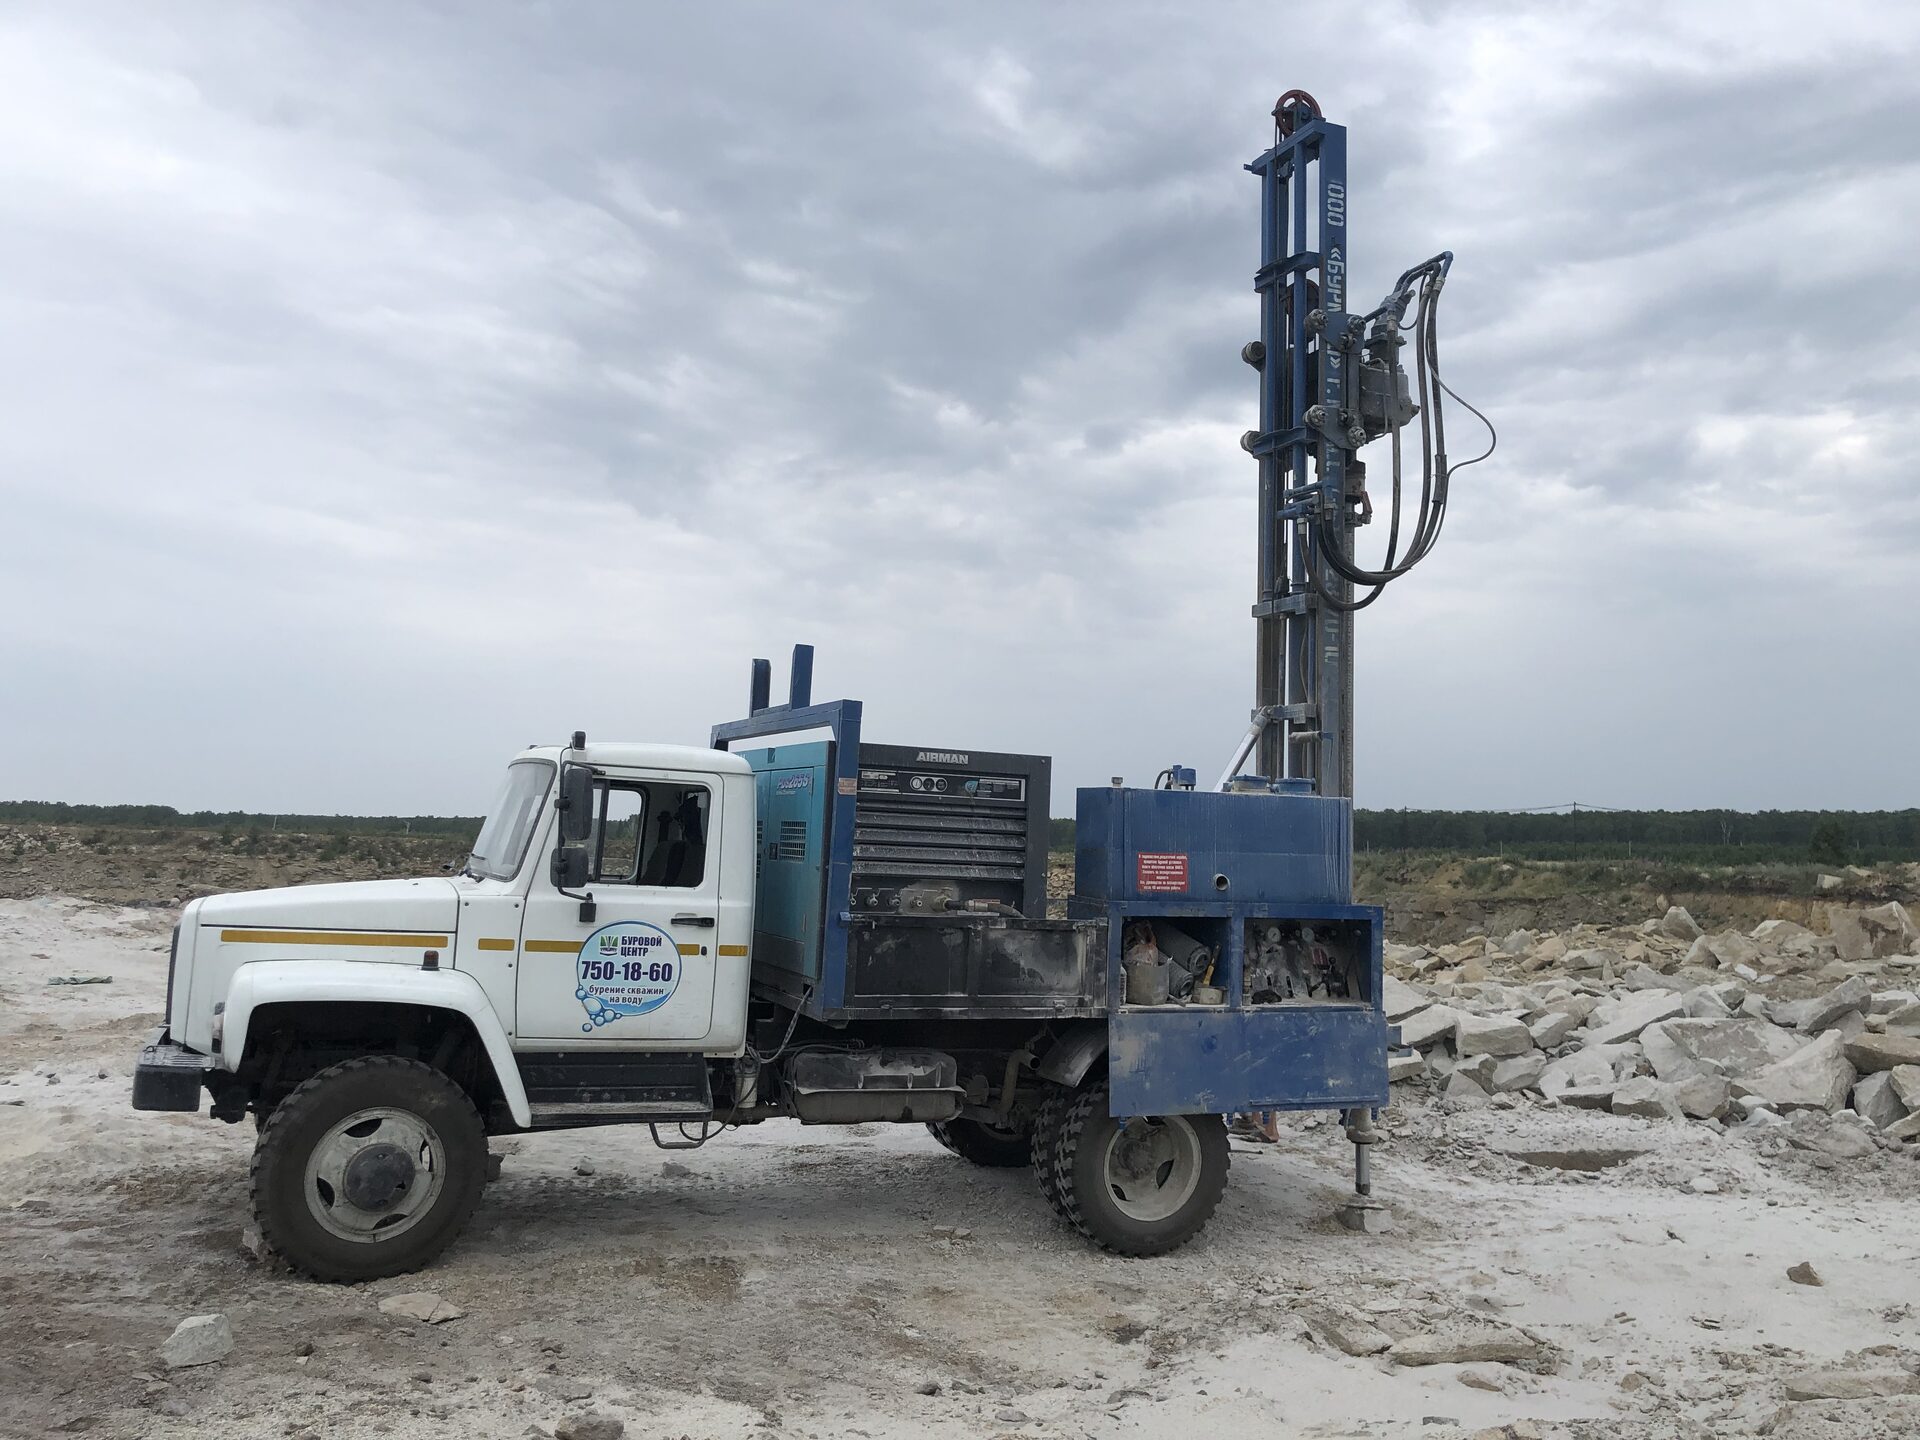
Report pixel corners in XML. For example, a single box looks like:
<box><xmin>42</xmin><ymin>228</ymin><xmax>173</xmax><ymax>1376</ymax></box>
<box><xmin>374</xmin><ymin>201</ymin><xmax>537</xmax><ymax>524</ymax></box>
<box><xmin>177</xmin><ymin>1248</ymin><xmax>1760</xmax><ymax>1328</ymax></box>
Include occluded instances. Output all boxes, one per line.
<box><xmin>575</xmin><ymin>920</ymin><xmax>680</xmax><ymax>1032</ymax></box>
<box><xmin>915</xmin><ymin>751</ymin><xmax>969</xmax><ymax>765</ymax></box>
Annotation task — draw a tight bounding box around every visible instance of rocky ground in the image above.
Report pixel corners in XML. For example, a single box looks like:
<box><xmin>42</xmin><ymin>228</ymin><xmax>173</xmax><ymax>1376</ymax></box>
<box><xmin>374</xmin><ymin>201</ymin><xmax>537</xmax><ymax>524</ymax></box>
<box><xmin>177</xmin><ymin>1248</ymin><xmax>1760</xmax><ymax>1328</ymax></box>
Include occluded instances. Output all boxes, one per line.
<box><xmin>4</xmin><ymin>892</ymin><xmax>1920</xmax><ymax>1439</ymax></box>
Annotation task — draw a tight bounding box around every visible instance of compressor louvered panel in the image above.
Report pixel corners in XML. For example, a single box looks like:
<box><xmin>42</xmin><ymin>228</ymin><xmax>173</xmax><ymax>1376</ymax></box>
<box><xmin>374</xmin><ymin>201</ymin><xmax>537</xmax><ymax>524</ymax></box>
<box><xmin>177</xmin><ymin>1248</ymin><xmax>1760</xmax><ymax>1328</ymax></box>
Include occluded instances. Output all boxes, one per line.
<box><xmin>849</xmin><ymin>744</ymin><xmax>1051</xmax><ymax>917</ymax></box>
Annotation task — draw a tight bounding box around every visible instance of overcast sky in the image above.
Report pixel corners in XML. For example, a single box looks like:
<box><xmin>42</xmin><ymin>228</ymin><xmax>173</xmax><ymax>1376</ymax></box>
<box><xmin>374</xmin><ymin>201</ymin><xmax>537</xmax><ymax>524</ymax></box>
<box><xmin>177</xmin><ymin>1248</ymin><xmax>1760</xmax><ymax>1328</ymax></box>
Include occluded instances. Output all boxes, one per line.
<box><xmin>2</xmin><ymin>2</ymin><xmax>1917</xmax><ymax>817</ymax></box>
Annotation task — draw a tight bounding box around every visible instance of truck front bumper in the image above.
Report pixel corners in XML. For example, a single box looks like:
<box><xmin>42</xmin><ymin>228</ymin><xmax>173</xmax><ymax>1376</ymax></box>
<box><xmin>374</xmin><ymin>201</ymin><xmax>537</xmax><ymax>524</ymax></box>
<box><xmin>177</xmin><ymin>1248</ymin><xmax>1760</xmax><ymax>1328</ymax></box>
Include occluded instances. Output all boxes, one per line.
<box><xmin>131</xmin><ymin>1028</ymin><xmax>215</xmax><ymax>1112</ymax></box>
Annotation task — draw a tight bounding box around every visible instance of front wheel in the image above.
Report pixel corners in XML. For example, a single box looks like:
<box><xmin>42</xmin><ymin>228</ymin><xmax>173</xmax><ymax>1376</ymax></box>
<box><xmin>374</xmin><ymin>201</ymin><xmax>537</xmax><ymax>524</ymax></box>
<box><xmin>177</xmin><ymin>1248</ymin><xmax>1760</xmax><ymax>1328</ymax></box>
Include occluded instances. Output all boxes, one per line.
<box><xmin>1051</xmin><ymin>1083</ymin><xmax>1228</xmax><ymax>1257</ymax></box>
<box><xmin>250</xmin><ymin>1056</ymin><xmax>487</xmax><ymax>1282</ymax></box>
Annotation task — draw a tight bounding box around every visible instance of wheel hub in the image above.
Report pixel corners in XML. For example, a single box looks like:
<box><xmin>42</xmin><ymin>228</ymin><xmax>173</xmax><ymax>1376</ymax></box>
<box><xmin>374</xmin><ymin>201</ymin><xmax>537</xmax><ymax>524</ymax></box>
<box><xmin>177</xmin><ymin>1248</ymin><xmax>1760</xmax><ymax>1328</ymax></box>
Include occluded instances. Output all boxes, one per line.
<box><xmin>1102</xmin><ymin>1115</ymin><xmax>1203</xmax><ymax>1223</ymax></box>
<box><xmin>341</xmin><ymin>1142</ymin><xmax>417</xmax><ymax>1212</ymax></box>
<box><xmin>303</xmin><ymin>1106</ymin><xmax>448</xmax><ymax>1243</ymax></box>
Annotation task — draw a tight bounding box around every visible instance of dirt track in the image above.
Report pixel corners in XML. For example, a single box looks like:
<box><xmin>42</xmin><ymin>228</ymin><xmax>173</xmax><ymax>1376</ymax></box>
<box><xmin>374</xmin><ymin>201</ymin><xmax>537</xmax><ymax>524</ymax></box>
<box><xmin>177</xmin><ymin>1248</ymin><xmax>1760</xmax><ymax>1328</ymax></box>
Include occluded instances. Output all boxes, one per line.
<box><xmin>4</xmin><ymin>896</ymin><xmax>1920</xmax><ymax>1439</ymax></box>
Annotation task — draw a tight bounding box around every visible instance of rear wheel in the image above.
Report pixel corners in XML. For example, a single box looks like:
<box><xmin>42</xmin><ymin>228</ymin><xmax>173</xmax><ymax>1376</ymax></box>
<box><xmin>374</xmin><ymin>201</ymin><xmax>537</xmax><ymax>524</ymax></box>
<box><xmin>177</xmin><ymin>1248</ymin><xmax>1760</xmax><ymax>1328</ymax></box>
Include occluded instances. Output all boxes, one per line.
<box><xmin>1052</xmin><ymin>1082</ymin><xmax>1228</xmax><ymax>1257</ymax></box>
<box><xmin>250</xmin><ymin>1056</ymin><xmax>487</xmax><ymax>1283</ymax></box>
<box><xmin>1030</xmin><ymin>1088</ymin><xmax>1070</xmax><ymax>1218</ymax></box>
<box><xmin>926</xmin><ymin>1115</ymin><xmax>1031</xmax><ymax>1168</ymax></box>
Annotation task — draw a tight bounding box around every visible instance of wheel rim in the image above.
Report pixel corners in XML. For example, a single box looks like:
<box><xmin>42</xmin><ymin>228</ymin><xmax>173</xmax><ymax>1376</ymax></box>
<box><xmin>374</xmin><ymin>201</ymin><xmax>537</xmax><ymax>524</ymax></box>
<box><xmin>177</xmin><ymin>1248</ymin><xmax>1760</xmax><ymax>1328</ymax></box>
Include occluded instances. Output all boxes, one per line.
<box><xmin>302</xmin><ymin>1107</ymin><xmax>447</xmax><ymax>1243</ymax></box>
<box><xmin>1101</xmin><ymin>1116</ymin><xmax>1203</xmax><ymax>1222</ymax></box>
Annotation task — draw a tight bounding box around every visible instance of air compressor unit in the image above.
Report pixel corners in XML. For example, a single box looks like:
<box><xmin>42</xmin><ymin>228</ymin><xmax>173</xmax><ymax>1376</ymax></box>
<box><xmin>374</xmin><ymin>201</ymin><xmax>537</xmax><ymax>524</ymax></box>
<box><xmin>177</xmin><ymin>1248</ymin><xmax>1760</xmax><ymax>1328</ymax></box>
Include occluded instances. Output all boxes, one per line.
<box><xmin>850</xmin><ymin>743</ymin><xmax>1050</xmax><ymax>919</ymax></box>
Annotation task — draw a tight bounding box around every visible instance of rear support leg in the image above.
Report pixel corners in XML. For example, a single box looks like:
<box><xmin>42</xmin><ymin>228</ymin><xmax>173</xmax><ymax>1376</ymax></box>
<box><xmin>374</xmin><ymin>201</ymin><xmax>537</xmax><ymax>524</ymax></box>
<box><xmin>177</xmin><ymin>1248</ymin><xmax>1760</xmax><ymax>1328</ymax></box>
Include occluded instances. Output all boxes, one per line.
<box><xmin>1336</xmin><ymin>1106</ymin><xmax>1391</xmax><ymax>1233</ymax></box>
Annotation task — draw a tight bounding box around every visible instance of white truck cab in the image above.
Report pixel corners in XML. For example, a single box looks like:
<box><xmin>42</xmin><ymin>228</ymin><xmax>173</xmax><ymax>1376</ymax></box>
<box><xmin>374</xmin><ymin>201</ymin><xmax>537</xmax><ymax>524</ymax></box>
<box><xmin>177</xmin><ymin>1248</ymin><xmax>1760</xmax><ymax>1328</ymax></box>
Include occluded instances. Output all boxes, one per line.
<box><xmin>149</xmin><ymin>743</ymin><xmax>757</xmax><ymax>1119</ymax></box>
<box><xmin>134</xmin><ymin>742</ymin><xmax>786</xmax><ymax>1279</ymax></box>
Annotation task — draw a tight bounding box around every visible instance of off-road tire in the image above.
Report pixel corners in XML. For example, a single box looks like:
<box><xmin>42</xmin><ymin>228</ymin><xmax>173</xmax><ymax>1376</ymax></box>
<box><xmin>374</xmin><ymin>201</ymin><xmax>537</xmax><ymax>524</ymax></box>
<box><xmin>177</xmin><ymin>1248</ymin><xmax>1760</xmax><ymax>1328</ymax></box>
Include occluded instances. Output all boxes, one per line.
<box><xmin>925</xmin><ymin>1116</ymin><xmax>1031</xmax><ymax>1168</ymax></box>
<box><xmin>1050</xmin><ymin>1082</ymin><xmax>1228</xmax><ymax>1257</ymax></box>
<box><xmin>250</xmin><ymin>1056</ymin><xmax>487</xmax><ymax>1283</ymax></box>
<box><xmin>1030</xmin><ymin>1088</ymin><xmax>1070</xmax><ymax>1218</ymax></box>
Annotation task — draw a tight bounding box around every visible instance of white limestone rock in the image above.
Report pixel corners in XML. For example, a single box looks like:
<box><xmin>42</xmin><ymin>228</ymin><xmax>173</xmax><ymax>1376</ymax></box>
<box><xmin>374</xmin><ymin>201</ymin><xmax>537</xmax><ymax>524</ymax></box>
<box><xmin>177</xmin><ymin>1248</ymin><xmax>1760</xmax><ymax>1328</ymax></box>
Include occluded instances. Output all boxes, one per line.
<box><xmin>161</xmin><ymin>1313</ymin><xmax>233</xmax><ymax>1369</ymax></box>
<box><xmin>1453</xmin><ymin>1013</ymin><xmax>1535</xmax><ymax>1059</ymax></box>
<box><xmin>1746</xmin><ymin>1031</ymin><xmax>1856</xmax><ymax>1113</ymax></box>
<box><xmin>1582</xmin><ymin>990</ymin><xmax>1687</xmax><ymax>1047</ymax></box>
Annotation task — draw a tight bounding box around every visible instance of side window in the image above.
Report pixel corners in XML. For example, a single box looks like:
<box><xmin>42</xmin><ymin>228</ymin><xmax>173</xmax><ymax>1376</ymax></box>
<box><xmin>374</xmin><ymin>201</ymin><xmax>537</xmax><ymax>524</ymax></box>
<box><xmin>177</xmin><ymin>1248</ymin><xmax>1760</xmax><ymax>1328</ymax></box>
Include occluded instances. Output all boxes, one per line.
<box><xmin>638</xmin><ymin>782</ymin><xmax>710</xmax><ymax>888</ymax></box>
<box><xmin>590</xmin><ymin>780</ymin><xmax>711</xmax><ymax>889</ymax></box>
<box><xmin>591</xmin><ymin>784</ymin><xmax>646</xmax><ymax>884</ymax></box>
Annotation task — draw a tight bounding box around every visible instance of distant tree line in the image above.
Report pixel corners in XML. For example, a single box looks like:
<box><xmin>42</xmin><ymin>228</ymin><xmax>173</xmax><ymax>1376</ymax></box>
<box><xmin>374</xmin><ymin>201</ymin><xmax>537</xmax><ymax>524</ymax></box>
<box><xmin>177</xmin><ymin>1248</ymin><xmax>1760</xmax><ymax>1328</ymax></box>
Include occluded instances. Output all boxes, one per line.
<box><xmin>10</xmin><ymin>801</ymin><xmax>1917</xmax><ymax>867</ymax></box>
<box><xmin>0</xmin><ymin>800</ymin><xmax>480</xmax><ymax>839</ymax></box>
<box><xmin>1048</xmin><ymin>809</ymin><xmax>1920</xmax><ymax>864</ymax></box>
<box><xmin>1351</xmin><ymin>808</ymin><xmax>1920</xmax><ymax>863</ymax></box>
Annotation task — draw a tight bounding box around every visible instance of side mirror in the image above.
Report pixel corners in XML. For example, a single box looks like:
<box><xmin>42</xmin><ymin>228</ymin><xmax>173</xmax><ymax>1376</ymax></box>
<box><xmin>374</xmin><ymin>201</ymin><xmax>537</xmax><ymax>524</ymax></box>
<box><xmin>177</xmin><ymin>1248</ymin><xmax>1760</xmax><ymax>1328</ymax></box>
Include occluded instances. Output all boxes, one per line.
<box><xmin>556</xmin><ymin>764</ymin><xmax>594</xmax><ymax>845</ymax></box>
<box><xmin>550</xmin><ymin>844</ymin><xmax>590</xmax><ymax>889</ymax></box>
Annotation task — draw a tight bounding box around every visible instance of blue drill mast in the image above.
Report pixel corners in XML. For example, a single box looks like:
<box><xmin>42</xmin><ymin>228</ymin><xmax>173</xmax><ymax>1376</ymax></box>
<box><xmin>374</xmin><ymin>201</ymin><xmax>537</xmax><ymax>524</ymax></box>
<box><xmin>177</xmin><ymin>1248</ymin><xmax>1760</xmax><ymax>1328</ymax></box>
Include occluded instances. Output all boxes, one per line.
<box><xmin>1226</xmin><ymin>91</ymin><xmax>1476</xmax><ymax>799</ymax></box>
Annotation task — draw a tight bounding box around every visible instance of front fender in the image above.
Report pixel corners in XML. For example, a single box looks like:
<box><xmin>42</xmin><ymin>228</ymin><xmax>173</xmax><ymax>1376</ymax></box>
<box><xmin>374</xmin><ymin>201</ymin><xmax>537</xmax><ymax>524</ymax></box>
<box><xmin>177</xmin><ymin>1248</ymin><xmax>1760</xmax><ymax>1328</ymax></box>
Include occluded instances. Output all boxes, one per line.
<box><xmin>222</xmin><ymin>960</ymin><xmax>530</xmax><ymax>1129</ymax></box>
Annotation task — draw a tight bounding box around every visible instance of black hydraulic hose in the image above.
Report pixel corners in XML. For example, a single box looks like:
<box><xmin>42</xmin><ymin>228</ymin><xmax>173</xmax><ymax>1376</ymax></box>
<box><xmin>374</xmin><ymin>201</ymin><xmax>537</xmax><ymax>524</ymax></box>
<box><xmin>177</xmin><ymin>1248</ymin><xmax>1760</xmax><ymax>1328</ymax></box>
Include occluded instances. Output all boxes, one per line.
<box><xmin>1304</xmin><ymin>263</ymin><xmax>1487</xmax><ymax>604</ymax></box>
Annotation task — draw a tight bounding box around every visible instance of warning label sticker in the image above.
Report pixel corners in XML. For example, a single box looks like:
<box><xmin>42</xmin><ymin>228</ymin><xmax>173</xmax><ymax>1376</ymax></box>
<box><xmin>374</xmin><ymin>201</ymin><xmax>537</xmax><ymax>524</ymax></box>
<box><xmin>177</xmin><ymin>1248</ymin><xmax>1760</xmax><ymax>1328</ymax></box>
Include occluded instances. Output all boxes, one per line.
<box><xmin>1135</xmin><ymin>852</ymin><xmax>1190</xmax><ymax>893</ymax></box>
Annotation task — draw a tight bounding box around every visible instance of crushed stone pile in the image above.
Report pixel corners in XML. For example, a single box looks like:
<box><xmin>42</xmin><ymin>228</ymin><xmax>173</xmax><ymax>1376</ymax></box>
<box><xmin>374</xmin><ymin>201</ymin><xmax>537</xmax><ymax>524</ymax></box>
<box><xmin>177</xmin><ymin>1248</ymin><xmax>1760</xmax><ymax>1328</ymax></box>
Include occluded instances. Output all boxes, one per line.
<box><xmin>1385</xmin><ymin>901</ymin><xmax>1920</xmax><ymax>1150</ymax></box>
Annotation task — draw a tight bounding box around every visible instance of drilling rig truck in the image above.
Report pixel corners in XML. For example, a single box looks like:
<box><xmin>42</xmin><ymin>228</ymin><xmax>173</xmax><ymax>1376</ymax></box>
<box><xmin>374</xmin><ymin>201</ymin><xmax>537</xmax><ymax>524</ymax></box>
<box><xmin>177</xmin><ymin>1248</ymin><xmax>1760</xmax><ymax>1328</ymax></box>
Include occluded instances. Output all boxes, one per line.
<box><xmin>132</xmin><ymin>92</ymin><xmax>1485</xmax><ymax>1281</ymax></box>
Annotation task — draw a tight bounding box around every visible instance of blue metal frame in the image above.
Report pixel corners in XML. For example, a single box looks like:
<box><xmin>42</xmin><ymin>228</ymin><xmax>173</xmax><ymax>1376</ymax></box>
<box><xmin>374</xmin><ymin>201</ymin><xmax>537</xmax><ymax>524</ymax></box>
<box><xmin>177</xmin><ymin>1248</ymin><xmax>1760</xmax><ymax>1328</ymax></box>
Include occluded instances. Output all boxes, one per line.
<box><xmin>1071</xmin><ymin>782</ymin><xmax>1386</xmax><ymax>1116</ymax></box>
<box><xmin>711</xmin><ymin>644</ymin><xmax>861</xmax><ymax>1019</ymax></box>
<box><xmin>1100</xmin><ymin>900</ymin><xmax>1387</xmax><ymax>1115</ymax></box>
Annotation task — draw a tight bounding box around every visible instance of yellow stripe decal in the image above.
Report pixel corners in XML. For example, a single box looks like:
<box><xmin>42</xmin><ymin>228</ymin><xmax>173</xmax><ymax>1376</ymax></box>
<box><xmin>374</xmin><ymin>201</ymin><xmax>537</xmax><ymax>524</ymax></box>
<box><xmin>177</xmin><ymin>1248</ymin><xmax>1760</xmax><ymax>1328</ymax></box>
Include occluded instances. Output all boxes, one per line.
<box><xmin>218</xmin><ymin>929</ymin><xmax>448</xmax><ymax>948</ymax></box>
<box><xmin>677</xmin><ymin>943</ymin><xmax>701</xmax><ymax>956</ymax></box>
<box><xmin>523</xmin><ymin>939</ymin><xmax>582</xmax><ymax>953</ymax></box>
<box><xmin>476</xmin><ymin>937</ymin><xmax>516</xmax><ymax>952</ymax></box>
<box><xmin>718</xmin><ymin>944</ymin><xmax>749</xmax><ymax>957</ymax></box>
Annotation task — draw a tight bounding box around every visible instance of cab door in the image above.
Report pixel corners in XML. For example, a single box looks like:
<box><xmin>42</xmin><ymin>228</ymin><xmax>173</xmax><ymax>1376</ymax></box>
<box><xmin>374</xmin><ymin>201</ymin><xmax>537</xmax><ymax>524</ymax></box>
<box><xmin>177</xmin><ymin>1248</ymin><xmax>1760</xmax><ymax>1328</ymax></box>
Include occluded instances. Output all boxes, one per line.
<box><xmin>514</xmin><ymin>769</ymin><xmax>722</xmax><ymax>1045</ymax></box>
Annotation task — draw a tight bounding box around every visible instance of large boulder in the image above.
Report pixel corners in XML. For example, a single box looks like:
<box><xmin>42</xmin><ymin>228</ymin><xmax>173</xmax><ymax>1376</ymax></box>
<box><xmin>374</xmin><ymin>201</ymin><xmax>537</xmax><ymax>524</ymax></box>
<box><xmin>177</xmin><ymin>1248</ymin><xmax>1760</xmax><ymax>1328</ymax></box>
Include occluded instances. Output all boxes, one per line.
<box><xmin>1611</xmin><ymin>1076</ymin><xmax>1682</xmax><ymax>1120</ymax></box>
<box><xmin>1752</xmin><ymin>917</ymin><xmax>1815</xmax><ymax>950</ymax></box>
<box><xmin>1454</xmin><ymin>1053</ymin><xmax>1499</xmax><ymax>1087</ymax></box>
<box><xmin>1828</xmin><ymin>902</ymin><xmax>1919</xmax><ymax>962</ymax></box>
<box><xmin>1673</xmin><ymin>1073</ymin><xmax>1731</xmax><ymax>1119</ymax></box>
<box><xmin>1852</xmin><ymin>1071</ymin><xmax>1910</xmax><ymax>1129</ymax></box>
<box><xmin>1658</xmin><ymin>906</ymin><xmax>1703</xmax><ymax>941</ymax></box>
<box><xmin>1800</xmin><ymin>975</ymin><xmax>1873</xmax><ymax>1035</ymax></box>
<box><xmin>1844</xmin><ymin>1033</ymin><xmax>1920</xmax><ymax>1074</ymax></box>
<box><xmin>1745</xmin><ymin>1031</ymin><xmax>1855</xmax><ymax>1113</ymax></box>
<box><xmin>1563</xmin><ymin>946</ymin><xmax>1623</xmax><ymax>974</ymax></box>
<box><xmin>1540</xmin><ymin>1042</ymin><xmax>1638</xmax><ymax>1099</ymax></box>
<box><xmin>1528</xmin><ymin>1011</ymin><xmax>1580</xmax><ymax>1048</ymax></box>
<box><xmin>1784</xmin><ymin>1371</ymin><xmax>1920</xmax><ymax>1402</ymax></box>
<box><xmin>1890</xmin><ymin>1065</ymin><xmax>1920</xmax><ymax>1111</ymax></box>
<box><xmin>1398</xmin><ymin>1005</ymin><xmax>1465</xmax><ymax>1051</ymax></box>
<box><xmin>1583</xmin><ymin>990</ymin><xmax>1688</xmax><ymax>1047</ymax></box>
<box><xmin>1779</xmin><ymin>1111</ymin><xmax>1877</xmax><ymax>1160</ymax></box>
<box><xmin>1701</xmin><ymin>930</ymin><xmax>1764</xmax><ymax>970</ymax></box>
<box><xmin>1684</xmin><ymin>987</ymin><xmax>1733</xmax><ymax>1019</ymax></box>
<box><xmin>1490</xmin><ymin>1053</ymin><xmax>1548</xmax><ymax>1093</ymax></box>
<box><xmin>1453</xmin><ymin>1013</ymin><xmax>1535</xmax><ymax>1058</ymax></box>
<box><xmin>1381</xmin><ymin>974</ymin><xmax>1432</xmax><ymax>1023</ymax></box>
<box><xmin>1640</xmin><ymin>1017</ymin><xmax>1802</xmax><ymax>1083</ymax></box>
<box><xmin>1389</xmin><ymin>1324</ymin><xmax>1554</xmax><ymax>1370</ymax></box>
<box><xmin>1526</xmin><ymin>934</ymin><xmax>1569</xmax><ymax>968</ymax></box>
<box><xmin>1885</xmin><ymin>1001</ymin><xmax>1920</xmax><ymax>1038</ymax></box>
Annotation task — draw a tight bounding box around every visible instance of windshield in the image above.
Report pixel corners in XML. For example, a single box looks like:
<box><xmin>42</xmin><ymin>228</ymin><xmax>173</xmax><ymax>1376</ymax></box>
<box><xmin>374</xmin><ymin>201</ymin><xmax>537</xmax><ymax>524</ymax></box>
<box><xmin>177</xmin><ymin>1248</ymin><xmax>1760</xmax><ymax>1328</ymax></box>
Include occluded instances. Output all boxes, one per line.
<box><xmin>467</xmin><ymin>760</ymin><xmax>554</xmax><ymax>881</ymax></box>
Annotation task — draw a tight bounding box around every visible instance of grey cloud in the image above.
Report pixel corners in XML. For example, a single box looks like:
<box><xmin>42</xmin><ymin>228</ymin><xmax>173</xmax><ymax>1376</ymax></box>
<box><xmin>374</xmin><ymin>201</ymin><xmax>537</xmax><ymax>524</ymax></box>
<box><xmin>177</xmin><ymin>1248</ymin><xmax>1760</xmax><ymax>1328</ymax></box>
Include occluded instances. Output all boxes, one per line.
<box><xmin>1</xmin><ymin>1</ymin><xmax>1917</xmax><ymax>816</ymax></box>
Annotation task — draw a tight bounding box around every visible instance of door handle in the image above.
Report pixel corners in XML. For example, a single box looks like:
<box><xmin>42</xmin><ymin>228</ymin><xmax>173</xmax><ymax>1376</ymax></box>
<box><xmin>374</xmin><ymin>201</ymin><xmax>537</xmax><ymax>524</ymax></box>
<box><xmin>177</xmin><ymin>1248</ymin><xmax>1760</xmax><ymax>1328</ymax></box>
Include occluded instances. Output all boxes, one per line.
<box><xmin>673</xmin><ymin>914</ymin><xmax>716</xmax><ymax>928</ymax></box>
